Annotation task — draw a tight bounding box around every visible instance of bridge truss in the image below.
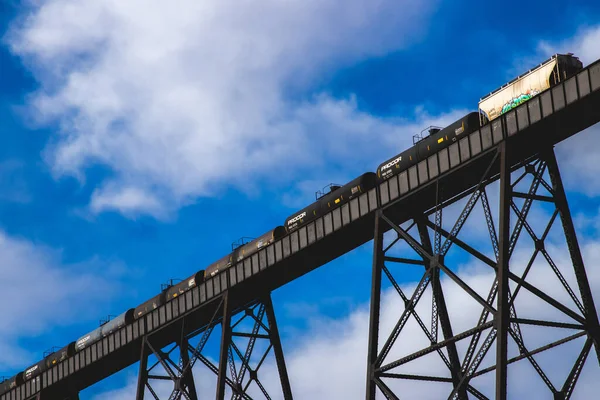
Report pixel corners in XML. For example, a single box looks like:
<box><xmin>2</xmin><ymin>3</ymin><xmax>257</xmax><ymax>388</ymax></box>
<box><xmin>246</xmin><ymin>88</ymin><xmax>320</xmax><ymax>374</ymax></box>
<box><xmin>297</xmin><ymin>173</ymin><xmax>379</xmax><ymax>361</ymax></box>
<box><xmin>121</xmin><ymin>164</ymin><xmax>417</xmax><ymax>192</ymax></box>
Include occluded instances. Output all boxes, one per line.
<box><xmin>135</xmin><ymin>294</ymin><xmax>292</xmax><ymax>400</ymax></box>
<box><xmin>365</xmin><ymin>145</ymin><xmax>600</xmax><ymax>399</ymax></box>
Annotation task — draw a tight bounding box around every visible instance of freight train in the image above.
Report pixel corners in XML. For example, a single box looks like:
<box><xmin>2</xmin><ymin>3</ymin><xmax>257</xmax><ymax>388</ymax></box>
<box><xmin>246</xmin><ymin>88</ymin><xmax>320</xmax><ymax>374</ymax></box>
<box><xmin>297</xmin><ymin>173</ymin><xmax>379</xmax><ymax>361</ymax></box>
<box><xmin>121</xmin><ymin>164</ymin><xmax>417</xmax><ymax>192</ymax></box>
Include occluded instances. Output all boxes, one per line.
<box><xmin>0</xmin><ymin>53</ymin><xmax>584</xmax><ymax>397</ymax></box>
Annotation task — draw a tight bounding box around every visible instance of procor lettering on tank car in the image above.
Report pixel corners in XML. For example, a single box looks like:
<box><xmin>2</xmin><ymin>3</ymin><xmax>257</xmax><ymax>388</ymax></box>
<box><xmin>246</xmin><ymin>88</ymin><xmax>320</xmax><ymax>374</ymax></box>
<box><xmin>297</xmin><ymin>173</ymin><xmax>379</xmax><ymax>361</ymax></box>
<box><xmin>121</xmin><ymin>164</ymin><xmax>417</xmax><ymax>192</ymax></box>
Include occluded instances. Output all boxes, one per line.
<box><xmin>23</xmin><ymin>360</ymin><xmax>46</xmax><ymax>381</ymax></box>
<box><xmin>377</xmin><ymin>147</ymin><xmax>417</xmax><ymax>182</ymax></box>
<box><xmin>234</xmin><ymin>227</ymin><xmax>286</xmax><ymax>263</ymax></box>
<box><xmin>134</xmin><ymin>291</ymin><xmax>166</xmax><ymax>320</ymax></box>
<box><xmin>285</xmin><ymin>173</ymin><xmax>377</xmax><ymax>233</ymax></box>
<box><xmin>0</xmin><ymin>372</ymin><xmax>23</xmax><ymax>394</ymax></box>
<box><xmin>165</xmin><ymin>270</ymin><xmax>205</xmax><ymax>301</ymax></box>
<box><xmin>101</xmin><ymin>309</ymin><xmax>135</xmax><ymax>337</ymax></box>
<box><xmin>284</xmin><ymin>202</ymin><xmax>320</xmax><ymax>234</ymax></box>
<box><xmin>75</xmin><ymin>325</ymin><xmax>103</xmax><ymax>352</ymax></box>
<box><xmin>75</xmin><ymin>310</ymin><xmax>135</xmax><ymax>352</ymax></box>
<box><xmin>204</xmin><ymin>253</ymin><xmax>235</xmax><ymax>278</ymax></box>
<box><xmin>45</xmin><ymin>342</ymin><xmax>76</xmax><ymax>368</ymax></box>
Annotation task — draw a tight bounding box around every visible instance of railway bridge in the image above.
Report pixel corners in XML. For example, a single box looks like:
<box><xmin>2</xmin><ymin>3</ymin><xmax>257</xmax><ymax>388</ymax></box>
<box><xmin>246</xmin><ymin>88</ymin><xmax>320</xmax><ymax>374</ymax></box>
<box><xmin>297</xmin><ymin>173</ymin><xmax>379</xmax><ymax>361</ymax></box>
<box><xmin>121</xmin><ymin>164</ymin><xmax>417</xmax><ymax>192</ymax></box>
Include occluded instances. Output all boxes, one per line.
<box><xmin>4</xmin><ymin>58</ymin><xmax>600</xmax><ymax>400</ymax></box>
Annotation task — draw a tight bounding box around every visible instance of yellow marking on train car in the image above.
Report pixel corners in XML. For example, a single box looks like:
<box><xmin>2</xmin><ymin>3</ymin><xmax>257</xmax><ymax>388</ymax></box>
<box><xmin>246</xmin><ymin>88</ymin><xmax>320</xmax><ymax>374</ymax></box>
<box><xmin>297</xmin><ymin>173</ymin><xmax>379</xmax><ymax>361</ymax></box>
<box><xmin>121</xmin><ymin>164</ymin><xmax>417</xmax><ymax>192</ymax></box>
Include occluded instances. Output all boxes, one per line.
<box><xmin>427</xmin><ymin>145</ymin><xmax>430</xmax><ymax>150</ymax></box>
<box><xmin>335</xmin><ymin>198</ymin><xmax>340</xmax><ymax>204</ymax></box>
<box><xmin>437</xmin><ymin>138</ymin><xmax>444</xmax><ymax>144</ymax></box>
<box><xmin>410</xmin><ymin>155</ymin><xmax>413</xmax><ymax>160</ymax></box>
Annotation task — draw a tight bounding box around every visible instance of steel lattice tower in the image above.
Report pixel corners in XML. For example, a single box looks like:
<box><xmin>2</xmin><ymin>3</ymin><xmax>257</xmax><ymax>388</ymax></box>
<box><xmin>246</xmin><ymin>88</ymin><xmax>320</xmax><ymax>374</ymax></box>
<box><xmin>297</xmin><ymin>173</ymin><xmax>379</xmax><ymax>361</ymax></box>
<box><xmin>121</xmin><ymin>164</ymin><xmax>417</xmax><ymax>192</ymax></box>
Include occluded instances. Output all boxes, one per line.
<box><xmin>365</xmin><ymin>145</ymin><xmax>600</xmax><ymax>399</ymax></box>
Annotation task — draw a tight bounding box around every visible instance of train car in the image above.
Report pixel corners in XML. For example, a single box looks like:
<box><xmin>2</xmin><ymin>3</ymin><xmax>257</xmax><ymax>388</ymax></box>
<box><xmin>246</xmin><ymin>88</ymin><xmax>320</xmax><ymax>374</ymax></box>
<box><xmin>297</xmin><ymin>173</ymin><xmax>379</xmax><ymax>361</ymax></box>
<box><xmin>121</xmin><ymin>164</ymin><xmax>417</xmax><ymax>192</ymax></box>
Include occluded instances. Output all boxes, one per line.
<box><xmin>45</xmin><ymin>342</ymin><xmax>76</xmax><ymax>368</ymax></box>
<box><xmin>284</xmin><ymin>201</ymin><xmax>321</xmax><ymax>234</ymax></box>
<box><xmin>0</xmin><ymin>378</ymin><xmax>8</xmax><ymax>397</ymax></box>
<box><xmin>479</xmin><ymin>53</ymin><xmax>583</xmax><ymax>124</ymax></box>
<box><xmin>204</xmin><ymin>253</ymin><xmax>235</xmax><ymax>278</ymax></box>
<box><xmin>0</xmin><ymin>373</ymin><xmax>23</xmax><ymax>395</ymax></box>
<box><xmin>134</xmin><ymin>291</ymin><xmax>166</xmax><ymax>320</ymax></box>
<box><xmin>235</xmin><ymin>227</ymin><xmax>286</xmax><ymax>263</ymax></box>
<box><xmin>376</xmin><ymin>147</ymin><xmax>417</xmax><ymax>182</ymax></box>
<box><xmin>23</xmin><ymin>360</ymin><xmax>45</xmax><ymax>381</ymax></box>
<box><xmin>165</xmin><ymin>270</ymin><xmax>204</xmax><ymax>301</ymax></box>
<box><xmin>285</xmin><ymin>173</ymin><xmax>377</xmax><ymax>233</ymax></box>
<box><xmin>75</xmin><ymin>325</ymin><xmax>103</xmax><ymax>352</ymax></box>
<box><xmin>319</xmin><ymin>173</ymin><xmax>377</xmax><ymax>214</ymax></box>
<box><xmin>377</xmin><ymin>113</ymin><xmax>480</xmax><ymax>183</ymax></box>
<box><xmin>415</xmin><ymin>112</ymin><xmax>480</xmax><ymax>159</ymax></box>
<box><xmin>101</xmin><ymin>309</ymin><xmax>135</xmax><ymax>337</ymax></box>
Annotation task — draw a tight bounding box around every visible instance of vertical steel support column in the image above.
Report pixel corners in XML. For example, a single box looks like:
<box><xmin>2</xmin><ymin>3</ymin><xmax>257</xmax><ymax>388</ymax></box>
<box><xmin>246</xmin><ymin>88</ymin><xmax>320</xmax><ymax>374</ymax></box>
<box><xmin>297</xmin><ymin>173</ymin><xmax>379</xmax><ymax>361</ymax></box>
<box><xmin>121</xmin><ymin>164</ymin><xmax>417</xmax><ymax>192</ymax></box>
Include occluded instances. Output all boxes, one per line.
<box><xmin>544</xmin><ymin>148</ymin><xmax>600</xmax><ymax>359</ymax></box>
<box><xmin>366</xmin><ymin>210</ymin><xmax>384</xmax><ymax>399</ymax></box>
<box><xmin>179</xmin><ymin>334</ymin><xmax>198</xmax><ymax>400</ymax></box>
<box><xmin>416</xmin><ymin>218</ymin><xmax>466</xmax><ymax>399</ymax></box>
<box><xmin>136</xmin><ymin>337</ymin><xmax>149</xmax><ymax>400</ymax></box>
<box><xmin>216</xmin><ymin>292</ymin><xmax>232</xmax><ymax>400</ymax></box>
<box><xmin>264</xmin><ymin>294</ymin><xmax>294</xmax><ymax>400</ymax></box>
<box><xmin>496</xmin><ymin>141</ymin><xmax>511</xmax><ymax>399</ymax></box>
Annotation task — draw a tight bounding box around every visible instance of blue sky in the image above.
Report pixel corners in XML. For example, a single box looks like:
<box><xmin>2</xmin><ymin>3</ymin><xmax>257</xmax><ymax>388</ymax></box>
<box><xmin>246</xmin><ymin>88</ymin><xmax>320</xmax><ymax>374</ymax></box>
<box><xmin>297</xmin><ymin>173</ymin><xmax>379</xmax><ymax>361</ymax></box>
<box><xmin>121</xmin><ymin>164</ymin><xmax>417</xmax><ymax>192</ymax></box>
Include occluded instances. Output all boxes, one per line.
<box><xmin>2</xmin><ymin>0</ymin><xmax>600</xmax><ymax>398</ymax></box>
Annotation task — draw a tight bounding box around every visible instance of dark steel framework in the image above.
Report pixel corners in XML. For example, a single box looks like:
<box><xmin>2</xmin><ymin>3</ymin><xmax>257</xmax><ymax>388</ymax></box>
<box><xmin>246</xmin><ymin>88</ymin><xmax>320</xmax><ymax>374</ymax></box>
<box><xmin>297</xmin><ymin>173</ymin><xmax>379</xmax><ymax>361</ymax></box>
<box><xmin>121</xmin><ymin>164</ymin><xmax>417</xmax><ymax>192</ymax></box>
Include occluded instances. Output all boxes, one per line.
<box><xmin>31</xmin><ymin>391</ymin><xmax>79</xmax><ymax>399</ymax></box>
<box><xmin>365</xmin><ymin>145</ymin><xmax>600</xmax><ymax>399</ymax></box>
<box><xmin>136</xmin><ymin>293</ymin><xmax>293</xmax><ymax>400</ymax></box>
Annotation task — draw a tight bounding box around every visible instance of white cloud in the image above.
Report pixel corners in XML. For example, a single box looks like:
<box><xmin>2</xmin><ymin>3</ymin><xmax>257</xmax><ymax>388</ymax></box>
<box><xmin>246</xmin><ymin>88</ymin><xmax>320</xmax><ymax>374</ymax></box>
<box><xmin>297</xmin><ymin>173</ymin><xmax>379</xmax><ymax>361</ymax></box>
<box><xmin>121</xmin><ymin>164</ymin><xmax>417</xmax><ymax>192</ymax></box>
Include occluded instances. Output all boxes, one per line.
<box><xmin>537</xmin><ymin>25</ymin><xmax>600</xmax><ymax>66</ymax></box>
<box><xmin>575</xmin><ymin>206</ymin><xmax>600</xmax><ymax>234</ymax></box>
<box><xmin>0</xmin><ymin>230</ymin><xmax>123</xmax><ymax>371</ymax></box>
<box><xmin>89</xmin><ymin>183</ymin><xmax>164</xmax><ymax>218</ymax></box>
<box><xmin>6</xmin><ymin>0</ymin><xmax>440</xmax><ymax>219</ymax></box>
<box><xmin>554</xmin><ymin>125</ymin><xmax>600</xmax><ymax>198</ymax></box>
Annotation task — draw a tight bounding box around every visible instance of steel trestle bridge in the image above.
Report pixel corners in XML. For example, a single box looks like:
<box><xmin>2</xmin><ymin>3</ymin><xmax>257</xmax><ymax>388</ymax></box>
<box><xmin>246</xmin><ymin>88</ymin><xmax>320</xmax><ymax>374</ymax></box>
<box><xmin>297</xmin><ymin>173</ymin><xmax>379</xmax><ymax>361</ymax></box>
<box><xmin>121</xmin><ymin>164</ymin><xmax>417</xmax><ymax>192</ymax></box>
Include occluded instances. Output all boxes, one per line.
<box><xmin>5</xmin><ymin>59</ymin><xmax>600</xmax><ymax>400</ymax></box>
